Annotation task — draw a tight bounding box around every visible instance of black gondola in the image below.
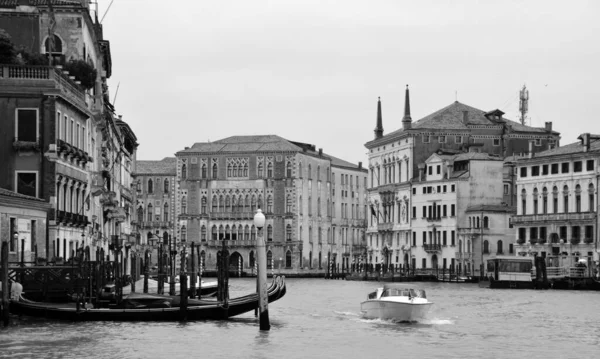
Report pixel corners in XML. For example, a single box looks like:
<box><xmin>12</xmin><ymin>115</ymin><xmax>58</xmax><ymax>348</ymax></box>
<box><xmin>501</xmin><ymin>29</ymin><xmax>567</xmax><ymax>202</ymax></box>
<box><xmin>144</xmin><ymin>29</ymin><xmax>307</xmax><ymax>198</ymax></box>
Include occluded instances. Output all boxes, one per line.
<box><xmin>10</xmin><ymin>276</ymin><xmax>286</xmax><ymax>322</ymax></box>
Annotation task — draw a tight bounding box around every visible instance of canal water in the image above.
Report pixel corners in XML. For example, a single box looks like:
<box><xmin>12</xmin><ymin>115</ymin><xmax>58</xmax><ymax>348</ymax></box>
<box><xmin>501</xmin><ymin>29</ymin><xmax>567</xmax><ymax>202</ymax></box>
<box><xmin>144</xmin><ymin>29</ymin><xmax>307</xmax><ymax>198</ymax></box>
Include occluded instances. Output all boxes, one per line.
<box><xmin>1</xmin><ymin>278</ymin><xmax>599</xmax><ymax>359</ymax></box>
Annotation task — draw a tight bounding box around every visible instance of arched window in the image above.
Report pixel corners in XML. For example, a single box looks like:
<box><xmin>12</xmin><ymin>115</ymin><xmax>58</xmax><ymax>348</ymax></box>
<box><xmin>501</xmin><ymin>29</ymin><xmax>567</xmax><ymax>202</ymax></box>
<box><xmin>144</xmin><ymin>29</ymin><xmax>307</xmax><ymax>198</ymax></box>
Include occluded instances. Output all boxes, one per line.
<box><xmin>553</xmin><ymin>186</ymin><xmax>559</xmax><ymax>213</ymax></box>
<box><xmin>483</xmin><ymin>240</ymin><xmax>489</xmax><ymax>254</ymax></box>
<box><xmin>267</xmin><ymin>250</ymin><xmax>273</xmax><ymax>269</ymax></box>
<box><xmin>483</xmin><ymin>216</ymin><xmax>489</xmax><ymax>228</ymax></box>
<box><xmin>180</xmin><ymin>226</ymin><xmax>187</xmax><ymax>241</ymax></box>
<box><xmin>575</xmin><ymin>184</ymin><xmax>582</xmax><ymax>212</ymax></box>
<box><xmin>267</xmin><ymin>225</ymin><xmax>273</xmax><ymax>242</ymax></box>
<box><xmin>137</xmin><ymin>207</ymin><xmax>143</xmax><ymax>223</ymax></box>
<box><xmin>267</xmin><ymin>195</ymin><xmax>273</xmax><ymax>213</ymax></box>
<box><xmin>44</xmin><ymin>34</ymin><xmax>63</xmax><ymax>54</ymax></box>
<box><xmin>589</xmin><ymin>183</ymin><xmax>595</xmax><ymax>212</ymax></box>
<box><xmin>219</xmin><ymin>225</ymin><xmax>225</xmax><ymax>240</ymax></box>
<box><xmin>299</xmin><ymin>163</ymin><xmax>303</xmax><ymax>178</ymax></box>
<box><xmin>249</xmin><ymin>251</ymin><xmax>255</xmax><ymax>268</ymax></box>
<box><xmin>317</xmin><ymin>197</ymin><xmax>321</xmax><ymax>216</ymax></box>
<box><xmin>231</xmin><ymin>225</ymin><xmax>237</xmax><ymax>240</ymax></box>
<box><xmin>181</xmin><ymin>164</ymin><xmax>187</xmax><ymax>180</ymax></box>
<box><xmin>469</xmin><ymin>217</ymin><xmax>472</xmax><ymax>228</ymax></box>
<box><xmin>201</xmin><ymin>197</ymin><xmax>207</xmax><ymax>214</ymax></box>
<box><xmin>212</xmin><ymin>163</ymin><xmax>218</xmax><ymax>179</ymax></box>
<box><xmin>267</xmin><ymin>162</ymin><xmax>273</xmax><ymax>178</ymax></box>
<box><xmin>533</xmin><ymin>188</ymin><xmax>539</xmax><ymax>215</ymax></box>
<box><xmin>219</xmin><ymin>195</ymin><xmax>224</xmax><ymax>212</ymax></box>
<box><xmin>147</xmin><ymin>203</ymin><xmax>153</xmax><ymax>221</ymax></box>
<box><xmin>163</xmin><ymin>231</ymin><xmax>169</xmax><ymax>245</ymax></box>
<box><xmin>299</xmin><ymin>195</ymin><xmax>303</xmax><ymax>215</ymax></box>
<box><xmin>163</xmin><ymin>203</ymin><xmax>169</xmax><ymax>221</ymax></box>
<box><xmin>286</xmin><ymin>162</ymin><xmax>292</xmax><ymax>177</ymax></box>
<box><xmin>286</xmin><ymin>194</ymin><xmax>292</xmax><ymax>213</ymax></box>
<box><xmin>181</xmin><ymin>196</ymin><xmax>187</xmax><ymax>214</ymax></box>
<box><xmin>245</xmin><ymin>225</ymin><xmax>250</xmax><ymax>240</ymax></box>
<box><xmin>156</xmin><ymin>178</ymin><xmax>162</xmax><ymax>193</ymax></box>
<box><xmin>309</xmin><ymin>251</ymin><xmax>313</xmax><ymax>269</ymax></box>
<box><xmin>251</xmin><ymin>225</ymin><xmax>256</xmax><ymax>241</ymax></box>
<box><xmin>309</xmin><ymin>226</ymin><xmax>312</xmax><ymax>243</ymax></box>
<box><xmin>232</xmin><ymin>163</ymin><xmax>238</xmax><ymax>177</ymax></box>
<box><xmin>285</xmin><ymin>250</ymin><xmax>292</xmax><ymax>268</ymax></box>
<box><xmin>212</xmin><ymin>196</ymin><xmax>218</xmax><ymax>212</ymax></box>
<box><xmin>147</xmin><ymin>231</ymin><xmax>153</xmax><ymax>244</ymax></box>
<box><xmin>243</xmin><ymin>163</ymin><xmax>248</xmax><ymax>177</ymax></box>
<box><xmin>258</xmin><ymin>162</ymin><xmax>264</xmax><ymax>177</ymax></box>
<box><xmin>227</xmin><ymin>163</ymin><xmax>232</xmax><ymax>177</ymax></box>
<box><xmin>286</xmin><ymin>224</ymin><xmax>292</xmax><ymax>241</ymax></box>
<box><xmin>318</xmin><ymin>251</ymin><xmax>322</xmax><ymax>269</ymax></box>
<box><xmin>476</xmin><ymin>217</ymin><xmax>480</xmax><ymax>228</ymax></box>
<box><xmin>318</xmin><ymin>226</ymin><xmax>322</xmax><ymax>243</ymax></box>
<box><xmin>225</xmin><ymin>196</ymin><xmax>230</xmax><ymax>212</ymax></box>
<box><xmin>308</xmin><ymin>164</ymin><xmax>312</xmax><ymax>179</ymax></box>
<box><xmin>201</xmin><ymin>164</ymin><xmax>207</xmax><ymax>178</ymax></box>
<box><xmin>164</xmin><ymin>179</ymin><xmax>169</xmax><ymax>193</ymax></box>
<box><xmin>563</xmin><ymin>185</ymin><xmax>569</xmax><ymax>213</ymax></box>
<box><xmin>200</xmin><ymin>250</ymin><xmax>206</xmax><ymax>268</ymax></box>
<box><xmin>258</xmin><ymin>195</ymin><xmax>263</xmax><ymax>209</ymax></box>
<box><xmin>245</xmin><ymin>195</ymin><xmax>250</xmax><ymax>212</ymax></box>
<box><xmin>327</xmin><ymin>228</ymin><xmax>331</xmax><ymax>243</ymax></box>
<box><xmin>251</xmin><ymin>195</ymin><xmax>257</xmax><ymax>212</ymax></box>
<box><xmin>521</xmin><ymin>189</ymin><xmax>527</xmax><ymax>215</ymax></box>
<box><xmin>201</xmin><ymin>226</ymin><xmax>206</xmax><ymax>241</ymax></box>
<box><xmin>212</xmin><ymin>225</ymin><xmax>217</xmax><ymax>240</ymax></box>
<box><xmin>317</xmin><ymin>166</ymin><xmax>320</xmax><ymax>180</ymax></box>
<box><xmin>542</xmin><ymin>187</ymin><xmax>548</xmax><ymax>214</ymax></box>
<box><xmin>148</xmin><ymin>179</ymin><xmax>153</xmax><ymax>194</ymax></box>
<box><xmin>497</xmin><ymin>240</ymin><xmax>503</xmax><ymax>254</ymax></box>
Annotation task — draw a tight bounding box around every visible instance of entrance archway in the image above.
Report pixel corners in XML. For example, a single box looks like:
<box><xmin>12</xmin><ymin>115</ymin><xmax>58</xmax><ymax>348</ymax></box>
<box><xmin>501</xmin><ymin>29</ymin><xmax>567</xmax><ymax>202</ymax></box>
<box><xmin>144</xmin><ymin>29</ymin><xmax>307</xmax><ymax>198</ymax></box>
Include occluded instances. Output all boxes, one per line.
<box><xmin>230</xmin><ymin>251</ymin><xmax>243</xmax><ymax>272</ymax></box>
<box><xmin>432</xmin><ymin>254</ymin><xmax>439</xmax><ymax>269</ymax></box>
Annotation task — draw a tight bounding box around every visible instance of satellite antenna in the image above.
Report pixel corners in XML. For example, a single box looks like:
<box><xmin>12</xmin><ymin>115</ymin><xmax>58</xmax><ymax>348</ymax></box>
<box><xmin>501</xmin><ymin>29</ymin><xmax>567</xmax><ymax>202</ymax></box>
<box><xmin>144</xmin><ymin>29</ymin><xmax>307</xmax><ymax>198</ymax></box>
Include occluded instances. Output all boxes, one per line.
<box><xmin>519</xmin><ymin>85</ymin><xmax>529</xmax><ymax>125</ymax></box>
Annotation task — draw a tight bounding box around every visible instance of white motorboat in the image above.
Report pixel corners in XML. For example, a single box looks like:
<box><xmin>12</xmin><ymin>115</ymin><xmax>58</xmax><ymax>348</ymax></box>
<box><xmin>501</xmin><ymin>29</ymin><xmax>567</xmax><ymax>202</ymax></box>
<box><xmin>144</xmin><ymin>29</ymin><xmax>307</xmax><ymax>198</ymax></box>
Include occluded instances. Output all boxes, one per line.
<box><xmin>360</xmin><ymin>284</ymin><xmax>433</xmax><ymax>322</ymax></box>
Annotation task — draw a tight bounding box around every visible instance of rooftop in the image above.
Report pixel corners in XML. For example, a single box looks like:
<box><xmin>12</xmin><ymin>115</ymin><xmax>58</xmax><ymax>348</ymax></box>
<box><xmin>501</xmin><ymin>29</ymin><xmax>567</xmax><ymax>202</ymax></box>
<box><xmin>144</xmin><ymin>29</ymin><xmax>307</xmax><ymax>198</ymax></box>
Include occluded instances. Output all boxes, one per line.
<box><xmin>0</xmin><ymin>187</ymin><xmax>47</xmax><ymax>203</ymax></box>
<box><xmin>135</xmin><ymin>157</ymin><xmax>177</xmax><ymax>175</ymax></box>
<box><xmin>522</xmin><ymin>135</ymin><xmax>600</xmax><ymax>159</ymax></box>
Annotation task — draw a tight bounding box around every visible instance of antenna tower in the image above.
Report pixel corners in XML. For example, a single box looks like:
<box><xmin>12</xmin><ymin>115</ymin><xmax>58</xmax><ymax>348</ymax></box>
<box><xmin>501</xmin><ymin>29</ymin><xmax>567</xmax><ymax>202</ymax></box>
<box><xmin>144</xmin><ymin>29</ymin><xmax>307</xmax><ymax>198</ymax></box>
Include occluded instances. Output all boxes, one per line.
<box><xmin>519</xmin><ymin>84</ymin><xmax>529</xmax><ymax>125</ymax></box>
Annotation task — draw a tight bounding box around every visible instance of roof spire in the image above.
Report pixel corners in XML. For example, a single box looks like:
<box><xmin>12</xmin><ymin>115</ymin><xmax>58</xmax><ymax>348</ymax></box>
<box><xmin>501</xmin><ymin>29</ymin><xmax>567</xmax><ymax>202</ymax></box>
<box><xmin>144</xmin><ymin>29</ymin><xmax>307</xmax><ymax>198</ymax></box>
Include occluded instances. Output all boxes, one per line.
<box><xmin>402</xmin><ymin>85</ymin><xmax>412</xmax><ymax>130</ymax></box>
<box><xmin>374</xmin><ymin>97</ymin><xmax>383</xmax><ymax>139</ymax></box>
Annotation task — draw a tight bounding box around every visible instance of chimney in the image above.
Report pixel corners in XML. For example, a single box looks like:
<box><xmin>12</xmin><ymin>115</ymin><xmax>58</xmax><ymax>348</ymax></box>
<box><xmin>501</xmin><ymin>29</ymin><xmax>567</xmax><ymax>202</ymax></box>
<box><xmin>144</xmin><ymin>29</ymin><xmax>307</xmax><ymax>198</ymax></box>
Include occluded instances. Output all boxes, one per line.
<box><xmin>402</xmin><ymin>85</ymin><xmax>412</xmax><ymax>130</ymax></box>
<box><xmin>462</xmin><ymin>111</ymin><xmax>469</xmax><ymax>124</ymax></box>
<box><xmin>318</xmin><ymin>148</ymin><xmax>323</xmax><ymax>157</ymax></box>
<box><xmin>528</xmin><ymin>141</ymin><xmax>534</xmax><ymax>158</ymax></box>
<box><xmin>184</xmin><ymin>147</ymin><xmax>190</xmax><ymax>150</ymax></box>
<box><xmin>374</xmin><ymin>97</ymin><xmax>384</xmax><ymax>139</ymax></box>
<box><xmin>580</xmin><ymin>133</ymin><xmax>590</xmax><ymax>152</ymax></box>
<box><xmin>358</xmin><ymin>161</ymin><xmax>362</xmax><ymax>169</ymax></box>
<box><xmin>545</xmin><ymin>122</ymin><xmax>553</xmax><ymax>132</ymax></box>
<box><xmin>418</xmin><ymin>163</ymin><xmax>425</xmax><ymax>182</ymax></box>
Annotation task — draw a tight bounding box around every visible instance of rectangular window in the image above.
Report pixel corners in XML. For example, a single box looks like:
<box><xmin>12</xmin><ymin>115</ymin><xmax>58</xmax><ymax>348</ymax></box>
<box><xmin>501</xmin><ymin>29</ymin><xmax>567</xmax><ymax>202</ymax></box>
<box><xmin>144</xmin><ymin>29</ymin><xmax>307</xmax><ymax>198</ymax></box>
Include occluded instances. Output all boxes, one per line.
<box><xmin>551</xmin><ymin>163</ymin><xmax>559</xmax><ymax>174</ymax></box>
<box><xmin>423</xmin><ymin>135</ymin><xmax>430</xmax><ymax>143</ymax></box>
<box><xmin>518</xmin><ymin>228</ymin><xmax>526</xmax><ymax>240</ymax></box>
<box><xmin>520</xmin><ymin>167</ymin><xmax>527</xmax><ymax>177</ymax></box>
<box><xmin>9</xmin><ymin>218</ymin><xmax>16</xmax><ymax>252</ymax></box>
<box><xmin>64</xmin><ymin>115</ymin><xmax>69</xmax><ymax>143</ymax></box>
<box><xmin>493</xmin><ymin>138</ymin><xmax>500</xmax><ymax>146</ymax></box>
<box><xmin>412</xmin><ymin>188</ymin><xmax>416</xmax><ymax>195</ymax></box>
<box><xmin>574</xmin><ymin>161</ymin><xmax>582</xmax><ymax>173</ymax></box>
<box><xmin>531</xmin><ymin>166</ymin><xmax>540</xmax><ymax>176</ymax></box>
<box><xmin>428</xmin><ymin>166</ymin><xmax>432</xmax><ymax>175</ymax></box>
<box><xmin>56</xmin><ymin>111</ymin><xmax>61</xmax><ymax>141</ymax></box>
<box><xmin>455</xmin><ymin>136</ymin><xmax>463</xmax><ymax>144</ymax></box>
<box><xmin>15</xmin><ymin>108</ymin><xmax>38</xmax><ymax>142</ymax></box>
<box><xmin>561</xmin><ymin>163</ymin><xmax>569</xmax><ymax>173</ymax></box>
<box><xmin>82</xmin><ymin>126</ymin><xmax>86</xmax><ymax>151</ymax></box>
<box><xmin>451</xmin><ymin>204</ymin><xmax>455</xmax><ymax>216</ymax></box>
<box><xmin>76</xmin><ymin>123</ymin><xmax>80</xmax><ymax>149</ymax></box>
<box><xmin>451</xmin><ymin>184</ymin><xmax>455</xmax><ymax>192</ymax></box>
<box><xmin>451</xmin><ymin>231</ymin><xmax>455</xmax><ymax>246</ymax></box>
<box><xmin>585</xmin><ymin>225</ymin><xmax>594</xmax><ymax>240</ymax></box>
<box><xmin>436</xmin><ymin>166</ymin><xmax>441</xmax><ymax>175</ymax></box>
<box><xmin>412</xmin><ymin>232</ymin><xmax>416</xmax><ymax>247</ymax></box>
<box><xmin>71</xmin><ymin>119</ymin><xmax>75</xmax><ymax>144</ymax></box>
<box><xmin>412</xmin><ymin>206</ymin><xmax>416</xmax><ymax>219</ymax></box>
<box><xmin>438</xmin><ymin>136</ymin><xmax>446</xmax><ymax>143</ymax></box>
<box><xmin>443</xmin><ymin>205</ymin><xmax>447</xmax><ymax>217</ymax></box>
<box><xmin>504</xmin><ymin>184</ymin><xmax>509</xmax><ymax>194</ymax></box>
<box><xmin>422</xmin><ymin>187</ymin><xmax>426</xmax><ymax>194</ymax></box>
<box><xmin>559</xmin><ymin>226</ymin><xmax>567</xmax><ymax>240</ymax></box>
<box><xmin>422</xmin><ymin>206</ymin><xmax>426</xmax><ymax>218</ymax></box>
<box><xmin>534</xmin><ymin>138</ymin><xmax>541</xmax><ymax>146</ymax></box>
<box><xmin>15</xmin><ymin>171</ymin><xmax>38</xmax><ymax>198</ymax></box>
<box><xmin>443</xmin><ymin>185</ymin><xmax>447</xmax><ymax>193</ymax></box>
<box><xmin>443</xmin><ymin>231</ymin><xmax>447</xmax><ymax>246</ymax></box>
<box><xmin>422</xmin><ymin>232</ymin><xmax>426</xmax><ymax>244</ymax></box>
<box><xmin>542</xmin><ymin>165</ymin><xmax>549</xmax><ymax>175</ymax></box>
<box><xmin>587</xmin><ymin>160</ymin><xmax>595</xmax><ymax>171</ymax></box>
<box><xmin>437</xmin><ymin>185</ymin><xmax>441</xmax><ymax>193</ymax></box>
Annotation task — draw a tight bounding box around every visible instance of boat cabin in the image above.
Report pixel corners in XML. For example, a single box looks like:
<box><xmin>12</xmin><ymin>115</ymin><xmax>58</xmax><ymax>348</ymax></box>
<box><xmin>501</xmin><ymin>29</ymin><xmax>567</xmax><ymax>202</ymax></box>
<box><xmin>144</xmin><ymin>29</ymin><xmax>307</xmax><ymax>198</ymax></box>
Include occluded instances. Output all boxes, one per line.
<box><xmin>487</xmin><ymin>256</ymin><xmax>534</xmax><ymax>282</ymax></box>
<box><xmin>367</xmin><ymin>286</ymin><xmax>426</xmax><ymax>300</ymax></box>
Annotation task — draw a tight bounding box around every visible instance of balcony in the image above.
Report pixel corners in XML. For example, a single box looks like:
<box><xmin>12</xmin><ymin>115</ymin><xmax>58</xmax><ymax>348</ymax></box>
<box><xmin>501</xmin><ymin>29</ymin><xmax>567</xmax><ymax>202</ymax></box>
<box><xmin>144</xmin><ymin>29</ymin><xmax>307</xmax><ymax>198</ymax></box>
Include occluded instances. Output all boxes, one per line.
<box><xmin>376</xmin><ymin>183</ymin><xmax>396</xmax><ymax>194</ymax></box>
<box><xmin>0</xmin><ymin>65</ymin><xmax>87</xmax><ymax>111</ymax></box>
<box><xmin>210</xmin><ymin>211</ymin><xmax>255</xmax><ymax>221</ymax></box>
<box><xmin>377</xmin><ymin>222</ymin><xmax>393</xmax><ymax>232</ymax></box>
<box><xmin>457</xmin><ymin>227</ymin><xmax>490</xmax><ymax>235</ymax></box>
<box><xmin>512</xmin><ymin>212</ymin><xmax>596</xmax><ymax>225</ymax></box>
<box><xmin>426</xmin><ymin>217</ymin><xmax>442</xmax><ymax>223</ymax></box>
<box><xmin>423</xmin><ymin>243</ymin><xmax>441</xmax><ymax>252</ymax></box>
<box><xmin>455</xmin><ymin>252</ymin><xmax>473</xmax><ymax>260</ymax></box>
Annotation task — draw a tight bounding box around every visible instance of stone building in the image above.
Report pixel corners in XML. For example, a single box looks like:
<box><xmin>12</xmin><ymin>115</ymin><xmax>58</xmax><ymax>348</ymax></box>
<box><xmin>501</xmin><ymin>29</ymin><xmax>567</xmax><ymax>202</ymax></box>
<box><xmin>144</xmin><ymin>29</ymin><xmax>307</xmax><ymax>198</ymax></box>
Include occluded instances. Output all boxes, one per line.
<box><xmin>513</xmin><ymin>133</ymin><xmax>600</xmax><ymax>267</ymax></box>
<box><xmin>365</xmin><ymin>86</ymin><xmax>559</xmax><ymax>273</ymax></box>
<box><xmin>175</xmin><ymin>135</ymin><xmax>367</xmax><ymax>274</ymax></box>
<box><xmin>132</xmin><ymin>157</ymin><xmax>177</xmax><ymax>262</ymax></box>
<box><xmin>0</xmin><ymin>1</ymin><xmax>137</xmax><ymax>262</ymax></box>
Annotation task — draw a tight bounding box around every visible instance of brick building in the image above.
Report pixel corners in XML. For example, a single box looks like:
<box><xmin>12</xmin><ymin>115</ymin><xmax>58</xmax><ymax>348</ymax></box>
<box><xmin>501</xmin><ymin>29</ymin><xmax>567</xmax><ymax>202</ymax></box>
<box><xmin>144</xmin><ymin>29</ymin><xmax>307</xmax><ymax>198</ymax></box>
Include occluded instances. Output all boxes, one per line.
<box><xmin>175</xmin><ymin>135</ymin><xmax>368</xmax><ymax>274</ymax></box>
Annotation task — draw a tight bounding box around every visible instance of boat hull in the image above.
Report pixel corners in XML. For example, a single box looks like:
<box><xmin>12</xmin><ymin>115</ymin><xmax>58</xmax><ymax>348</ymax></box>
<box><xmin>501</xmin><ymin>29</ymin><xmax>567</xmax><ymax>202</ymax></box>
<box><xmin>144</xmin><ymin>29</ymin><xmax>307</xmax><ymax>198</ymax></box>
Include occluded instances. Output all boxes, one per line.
<box><xmin>360</xmin><ymin>300</ymin><xmax>432</xmax><ymax>322</ymax></box>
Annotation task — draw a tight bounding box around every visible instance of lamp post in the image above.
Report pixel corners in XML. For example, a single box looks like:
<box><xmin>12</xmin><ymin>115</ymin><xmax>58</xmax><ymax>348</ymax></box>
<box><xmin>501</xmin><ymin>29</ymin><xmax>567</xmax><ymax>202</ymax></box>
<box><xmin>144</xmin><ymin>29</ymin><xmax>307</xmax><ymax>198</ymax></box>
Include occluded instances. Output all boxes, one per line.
<box><xmin>253</xmin><ymin>209</ymin><xmax>270</xmax><ymax>331</ymax></box>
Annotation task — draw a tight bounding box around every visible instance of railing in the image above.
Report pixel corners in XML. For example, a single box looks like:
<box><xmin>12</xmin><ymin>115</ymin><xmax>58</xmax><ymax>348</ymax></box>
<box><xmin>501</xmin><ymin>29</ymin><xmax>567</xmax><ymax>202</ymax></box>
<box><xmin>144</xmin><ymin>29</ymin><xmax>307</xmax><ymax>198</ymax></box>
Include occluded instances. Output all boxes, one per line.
<box><xmin>511</xmin><ymin>212</ymin><xmax>596</xmax><ymax>224</ymax></box>
<box><xmin>457</xmin><ymin>227</ymin><xmax>489</xmax><ymax>235</ymax></box>
<box><xmin>455</xmin><ymin>252</ymin><xmax>473</xmax><ymax>260</ymax></box>
<box><xmin>546</xmin><ymin>266</ymin><xmax>590</xmax><ymax>279</ymax></box>
<box><xmin>423</xmin><ymin>243</ymin><xmax>441</xmax><ymax>252</ymax></box>
<box><xmin>426</xmin><ymin>217</ymin><xmax>441</xmax><ymax>222</ymax></box>
<box><xmin>377</xmin><ymin>222</ymin><xmax>393</xmax><ymax>231</ymax></box>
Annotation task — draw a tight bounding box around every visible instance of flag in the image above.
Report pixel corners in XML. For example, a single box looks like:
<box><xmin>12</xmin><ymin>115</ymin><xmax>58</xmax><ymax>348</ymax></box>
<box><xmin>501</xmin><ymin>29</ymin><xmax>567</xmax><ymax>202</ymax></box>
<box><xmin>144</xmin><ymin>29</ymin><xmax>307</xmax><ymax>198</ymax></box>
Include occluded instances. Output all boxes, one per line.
<box><xmin>370</xmin><ymin>204</ymin><xmax>377</xmax><ymax>218</ymax></box>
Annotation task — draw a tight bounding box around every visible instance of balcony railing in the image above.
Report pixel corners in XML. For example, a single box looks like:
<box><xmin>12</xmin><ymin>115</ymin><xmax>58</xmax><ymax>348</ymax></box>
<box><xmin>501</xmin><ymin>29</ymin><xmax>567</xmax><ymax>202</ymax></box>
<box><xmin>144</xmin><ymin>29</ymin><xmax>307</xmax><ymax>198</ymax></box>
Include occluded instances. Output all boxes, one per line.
<box><xmin>423</xmin><ymin>243</ymin><xmax>441</xmax><ymax>252</ymax></box>
<box><xmin>0</xmin><ymin>65</ymin><xmax>87</xmax><ymax>110</ymax></box>
<box><xmin>377</xmin><ymin>222</ymin><xmax>393</xmax><ymax>232</ymax></box>
<box><xmin>512</xmin><ymin>212</ymin><xmax>596</xmax><ymax>224</ymax></box>
<box><xmin>457</xmin><ymin>227</ymin><xmax>489</xmax><ymax>235</ymax></box>
<box><xmin>455</xmin><ymin>252</ymin><xmax>473</xmax><ymax>260</ymax></box>
<box><xmin>426</xmin><ymin>217</ymin><xmax>442</xmax><ymax>222</ymax></box>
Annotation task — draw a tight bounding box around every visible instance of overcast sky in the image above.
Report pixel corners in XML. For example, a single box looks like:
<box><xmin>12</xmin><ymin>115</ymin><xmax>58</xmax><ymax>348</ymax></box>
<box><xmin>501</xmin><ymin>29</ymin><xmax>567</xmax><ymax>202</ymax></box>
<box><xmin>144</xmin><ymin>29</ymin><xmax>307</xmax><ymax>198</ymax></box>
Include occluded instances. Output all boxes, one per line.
<box><xmin>97</xmin><ymin>0</ymin><xmax>600</xmax><ymax>164</ymax></box>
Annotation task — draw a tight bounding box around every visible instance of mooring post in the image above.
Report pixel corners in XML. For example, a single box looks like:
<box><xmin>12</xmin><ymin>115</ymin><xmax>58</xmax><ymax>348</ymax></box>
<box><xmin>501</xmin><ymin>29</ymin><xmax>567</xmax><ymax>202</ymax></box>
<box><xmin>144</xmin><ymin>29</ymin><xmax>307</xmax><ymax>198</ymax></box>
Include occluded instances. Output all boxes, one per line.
<box><xmin>2</xmin><ymin>241</ymin><xmax>10</xmax><ymax>327</ymax></box>
<box><xmin>196</xmin><ymin>244</ymin><xmax>202</xmax><ymax>298</ymax></box>
<box><xmin>254</xmin><ymin>209</ymin><xmax>270</xmax><ymax>330</ymax></box>
<box><xmin>190</xmin><ymin>242</ymin><xmax>196</xmax><ymax>299</ymax></box>
<box><xmin>180</xmin><ymin>246</ymin><xmax>188</xmax><ymax>321</ymax></box>
<box><xmin>169</xmin><ymin>235</ymin><xmax>175</xmax><ymax>296</ymax></box>
<box><xmin>131</xmin><ymin>254</ymin><xmax>136</xmax><ymax>293</ymax></box>
<box><xmin>143</xmin><ymin>251</ymin><xmax>149</xmax><ymax>294</ymax></box>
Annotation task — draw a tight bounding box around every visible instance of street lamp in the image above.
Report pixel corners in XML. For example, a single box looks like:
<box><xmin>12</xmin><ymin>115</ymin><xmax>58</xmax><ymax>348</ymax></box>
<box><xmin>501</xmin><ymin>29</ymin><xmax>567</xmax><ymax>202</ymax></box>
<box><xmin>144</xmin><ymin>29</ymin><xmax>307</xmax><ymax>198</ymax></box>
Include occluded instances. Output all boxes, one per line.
<box><xmin>253</xmin><ymin>209</ymin><xmax>270</xmax><ymax>331</ymax></box>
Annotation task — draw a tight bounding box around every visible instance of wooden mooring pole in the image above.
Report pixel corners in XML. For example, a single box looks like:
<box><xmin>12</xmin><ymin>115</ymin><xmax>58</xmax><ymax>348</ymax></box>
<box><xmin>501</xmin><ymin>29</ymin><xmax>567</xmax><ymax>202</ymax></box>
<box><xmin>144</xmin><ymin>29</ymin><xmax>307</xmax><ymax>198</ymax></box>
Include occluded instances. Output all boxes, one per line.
<box><xmin>2</xmin><ymin>241</ymin><xmax>10</xmax><ymax>327</ymax></box>
<box><xmin>190</xmin><ymin>242</ymin><xmax>196</xmax><ymax>299</ymax></box>
<box><xmin>143</xmin><ymin>251</ymin><xmax>149</xmax><ymax>294</ymax></box>
<box><xmin>179</xmin><ymin>246</ymin><xmax>188</xmax><ymax>321</ymax></box>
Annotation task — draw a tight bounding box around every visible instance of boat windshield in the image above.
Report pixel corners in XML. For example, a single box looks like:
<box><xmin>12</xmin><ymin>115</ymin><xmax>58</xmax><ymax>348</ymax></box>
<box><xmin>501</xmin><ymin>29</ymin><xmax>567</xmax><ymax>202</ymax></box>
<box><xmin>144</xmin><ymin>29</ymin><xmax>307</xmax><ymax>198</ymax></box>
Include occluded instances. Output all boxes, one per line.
<box><xmin>381</xmin><ymin>289</ymin><xmax>419</xmax><ymax>298</ymax></box>
<box><xmin>367</xmin><ymin>291</ymin><xmax>377</xmax><ymax>300</ymax></box>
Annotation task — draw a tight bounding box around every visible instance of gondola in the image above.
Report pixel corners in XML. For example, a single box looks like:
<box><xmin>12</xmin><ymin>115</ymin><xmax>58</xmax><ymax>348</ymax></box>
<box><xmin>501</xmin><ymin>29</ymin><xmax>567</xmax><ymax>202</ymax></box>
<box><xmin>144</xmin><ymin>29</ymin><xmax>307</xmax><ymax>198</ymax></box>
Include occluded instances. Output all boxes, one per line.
<box><xmin>10</xmin><ymin>276</ymin><xmax>286</xmax><ymax>322</ymax></box>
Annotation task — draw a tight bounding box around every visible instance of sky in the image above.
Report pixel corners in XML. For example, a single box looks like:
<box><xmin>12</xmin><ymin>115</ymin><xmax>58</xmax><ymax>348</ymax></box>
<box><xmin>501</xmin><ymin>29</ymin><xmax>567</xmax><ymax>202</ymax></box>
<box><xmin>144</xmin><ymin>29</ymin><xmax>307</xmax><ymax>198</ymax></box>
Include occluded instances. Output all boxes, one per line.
<box><xmin>96</xmin><ymin>0</ymin><xmax>600</xmax><ymax>164</ymax></box>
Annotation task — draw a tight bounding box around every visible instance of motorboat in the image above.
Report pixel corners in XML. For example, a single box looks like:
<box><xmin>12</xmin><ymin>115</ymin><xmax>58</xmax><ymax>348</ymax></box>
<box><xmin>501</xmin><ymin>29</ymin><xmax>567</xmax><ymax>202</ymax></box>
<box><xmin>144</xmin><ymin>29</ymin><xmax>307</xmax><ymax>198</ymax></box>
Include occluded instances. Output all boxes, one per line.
<box><xmin>360</xmin><ymin>284</ymin><xmax>432</xmax><ymax>322</ymax></box>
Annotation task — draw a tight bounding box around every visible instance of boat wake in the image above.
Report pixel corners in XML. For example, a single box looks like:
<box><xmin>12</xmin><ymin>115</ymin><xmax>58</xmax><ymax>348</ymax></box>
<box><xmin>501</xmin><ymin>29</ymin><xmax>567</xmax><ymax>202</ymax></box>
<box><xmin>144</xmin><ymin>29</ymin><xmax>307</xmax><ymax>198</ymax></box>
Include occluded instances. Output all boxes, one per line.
<box><xmin>333</xmin><ymin>311</ymin><xmax>360</xmax><ymax>317</ymax></box>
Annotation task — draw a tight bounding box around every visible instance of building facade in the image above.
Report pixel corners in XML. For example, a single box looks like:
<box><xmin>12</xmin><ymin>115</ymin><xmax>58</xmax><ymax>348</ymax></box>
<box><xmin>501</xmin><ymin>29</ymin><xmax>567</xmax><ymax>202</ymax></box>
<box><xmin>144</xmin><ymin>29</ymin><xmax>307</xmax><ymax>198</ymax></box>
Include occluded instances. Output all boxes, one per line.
<box><xmin>0</xmin><ymin>2</ymin><xmax>137</xmax><ymax>263</ymax></box>
<box><xmin>512</xmin><ymin>133</ymin><xmax>600</xmax><ymax>267</ymax></box>
<box><xmin>364</xmin><ymin>87</ymin><xmax>556</xmax><ymax>273</ymax></box>
<box><xmin>175</xmin><ymin>135</ymin><xmax>367</xmax><ymax>274</ymax></box>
